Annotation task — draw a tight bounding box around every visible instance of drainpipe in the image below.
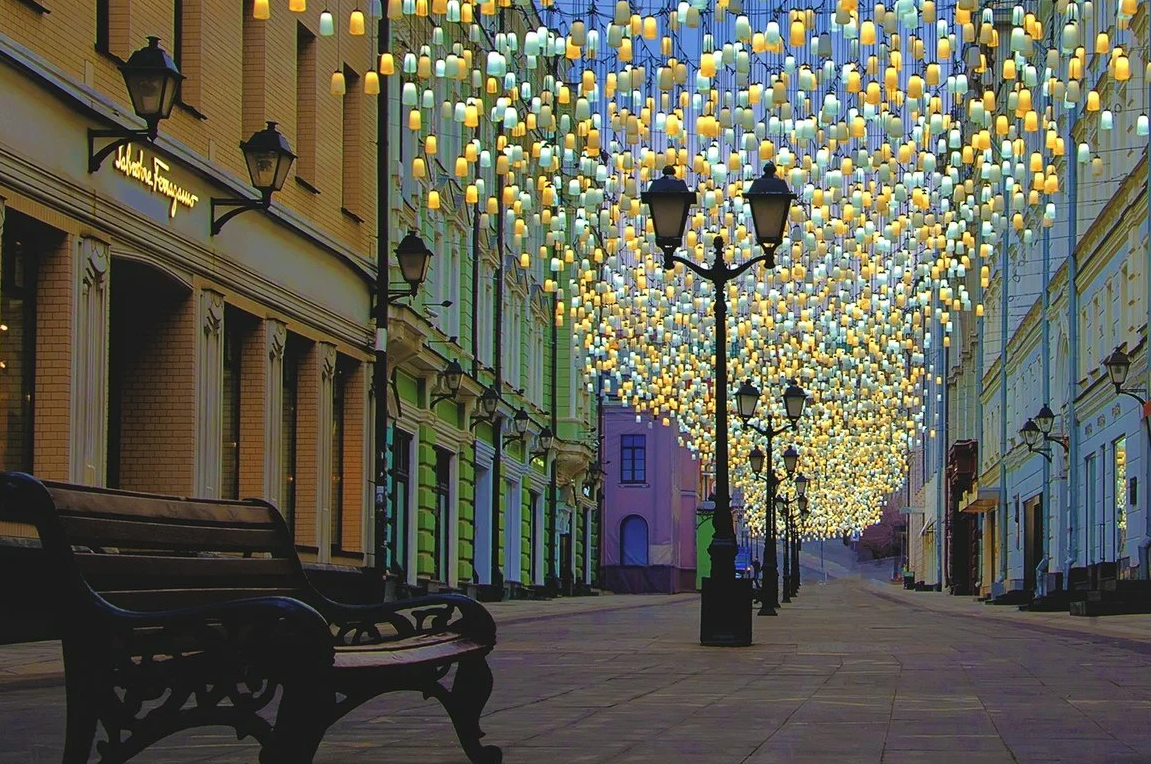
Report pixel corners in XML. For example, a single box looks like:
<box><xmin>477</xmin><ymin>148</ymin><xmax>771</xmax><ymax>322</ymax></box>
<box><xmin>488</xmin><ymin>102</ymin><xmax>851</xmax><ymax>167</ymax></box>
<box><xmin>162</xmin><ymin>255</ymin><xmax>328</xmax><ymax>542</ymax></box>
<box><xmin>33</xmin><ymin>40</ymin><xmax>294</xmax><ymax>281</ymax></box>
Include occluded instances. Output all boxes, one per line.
<box><xmin>548</xmin><ymin>289</ymin><xmax>558</xmax><ymax>584</ymax></box>
<box><xmin>936</xmin><ymin>324</ymin><xmax>946</xmax><ymax>588</ymax></box>
<box><xmin>1065</xmin><ymin>107</ymin><xmax>1080</xmax><ymax>577</ymax></box>
<box><xmin>371</xmin><ymin>15</ymin><xmax>392</xmax><ymax>574</ymax></box>
<box><xmin>999</xmin><ymin>174</ymin><xmax>1010</xmax><ymax>588</ymax></box>
<box><xmin>1141</xmin><ymin>13</ymin><xmax>1151</xmax><ymax>578</ymax></box>
<box><xmin>1038</xmin><ymin>215</ymin><xmax>1052</xmax><ymax>594</ymax></box>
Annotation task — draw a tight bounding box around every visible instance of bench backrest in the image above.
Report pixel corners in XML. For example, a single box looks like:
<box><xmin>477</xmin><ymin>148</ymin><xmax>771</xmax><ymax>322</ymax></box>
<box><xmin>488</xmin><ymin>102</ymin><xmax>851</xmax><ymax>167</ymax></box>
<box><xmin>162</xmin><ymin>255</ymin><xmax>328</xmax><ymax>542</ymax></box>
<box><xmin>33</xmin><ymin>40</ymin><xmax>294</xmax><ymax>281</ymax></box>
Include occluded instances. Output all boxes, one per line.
<box><xmin>0</xmin><ymin>473</ymin><xmax>308</xmax><ymax>614</ymax></box>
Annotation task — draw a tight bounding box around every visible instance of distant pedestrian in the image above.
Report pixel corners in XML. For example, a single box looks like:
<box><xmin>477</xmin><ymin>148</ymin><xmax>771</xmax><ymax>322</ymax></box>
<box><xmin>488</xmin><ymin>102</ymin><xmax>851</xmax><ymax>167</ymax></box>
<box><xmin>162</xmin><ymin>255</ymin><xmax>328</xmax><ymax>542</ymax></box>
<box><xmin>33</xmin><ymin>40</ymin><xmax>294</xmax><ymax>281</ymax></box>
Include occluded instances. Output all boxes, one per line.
<box><xmin>751</xmin><ymin>558</ymin><xmax>762</xmax><ymax>584</ymax></box>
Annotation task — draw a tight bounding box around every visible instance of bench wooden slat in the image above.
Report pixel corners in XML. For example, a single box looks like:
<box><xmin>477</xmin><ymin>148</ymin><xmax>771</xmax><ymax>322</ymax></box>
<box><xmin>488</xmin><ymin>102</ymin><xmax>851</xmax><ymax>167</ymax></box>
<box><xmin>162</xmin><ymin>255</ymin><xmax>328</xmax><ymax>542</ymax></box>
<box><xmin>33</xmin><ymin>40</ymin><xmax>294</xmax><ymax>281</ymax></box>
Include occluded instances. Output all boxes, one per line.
<box><xmin>101</xmin><ymin>587</ymin><xmax>301</xmax><ymax>612</ymax></box>
<box><xmin>62</xmin><ymin>516</ymin><xmax>285</xmax><ymax>553</ymax></box>
<box><xmin>78</xmin><ymin>554</ymin><xmax>296</xmax><ymax>590</ymax></box>
<box><xmin>333</xmin><ymin>637</ymin><xmax>487</xmax><ymax>670</ymax></box>
<box><xmin>46</xmin><ymin>485</ymin><xmax>279</xmax><ymax>526</ymax></box>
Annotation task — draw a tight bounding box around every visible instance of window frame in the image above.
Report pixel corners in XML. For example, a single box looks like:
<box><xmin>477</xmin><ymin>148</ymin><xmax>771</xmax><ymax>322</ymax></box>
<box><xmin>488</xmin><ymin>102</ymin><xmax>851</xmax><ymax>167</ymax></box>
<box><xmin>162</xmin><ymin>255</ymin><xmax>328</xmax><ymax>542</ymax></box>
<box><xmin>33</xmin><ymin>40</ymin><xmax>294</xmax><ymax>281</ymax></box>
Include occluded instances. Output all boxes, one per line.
<box><xmin>620</xmin><ymin>434</ymin><xmax>647</xmax><ymax>484</ymax></box>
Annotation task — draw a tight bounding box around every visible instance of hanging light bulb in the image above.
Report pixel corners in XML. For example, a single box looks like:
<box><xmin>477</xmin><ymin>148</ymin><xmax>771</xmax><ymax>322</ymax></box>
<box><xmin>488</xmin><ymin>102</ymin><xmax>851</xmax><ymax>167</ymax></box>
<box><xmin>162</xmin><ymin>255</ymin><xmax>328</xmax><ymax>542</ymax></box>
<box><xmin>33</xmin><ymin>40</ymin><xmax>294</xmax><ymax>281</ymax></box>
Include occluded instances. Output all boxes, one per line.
<box><xmin>368</xmin><ymin>0</ymin><xmax>383</xmax><ymax>16</ymax></box>
<box><xmin>349</xmin><ymin>8</ymin><xmax>366</xmax><ymax>34</ymax></box>
<box><xmin>364</xmin><ymin>70</ymin><xmax>380</xmax><ymax>95</ymax></box>
<box><xmin>289</xmin><ymin>0</ymin><xmax>306</xmax><ymax>11</ymax></box>
<box><xmin>319</xmin><ymin>8</ymin><xmax>335</xmax><ymax>35</ymax></box>
<box><xmin>330</xmin><ymin>69</ymin><xmax>346</xmax><ymax>95</ymax></box>
<box><xmin>253</xmin><ymin>0</ymin><xmax>271</xmax><ymax>18</ymax></box>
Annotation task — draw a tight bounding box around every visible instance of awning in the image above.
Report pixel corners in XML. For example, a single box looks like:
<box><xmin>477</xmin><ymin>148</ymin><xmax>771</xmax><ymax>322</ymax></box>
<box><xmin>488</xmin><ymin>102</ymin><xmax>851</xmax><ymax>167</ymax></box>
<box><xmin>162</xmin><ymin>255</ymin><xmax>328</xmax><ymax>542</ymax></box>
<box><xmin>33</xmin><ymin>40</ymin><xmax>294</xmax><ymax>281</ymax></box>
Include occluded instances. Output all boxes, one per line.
<box><xmin>961</xmin><ymin>487</ymin><xmax>1000</xmax><ymax>514</ymax></box>
<box><xmin>919</xmin><ymin>518</ymin><xmax>936</xmax><ymax>537</ymax></box>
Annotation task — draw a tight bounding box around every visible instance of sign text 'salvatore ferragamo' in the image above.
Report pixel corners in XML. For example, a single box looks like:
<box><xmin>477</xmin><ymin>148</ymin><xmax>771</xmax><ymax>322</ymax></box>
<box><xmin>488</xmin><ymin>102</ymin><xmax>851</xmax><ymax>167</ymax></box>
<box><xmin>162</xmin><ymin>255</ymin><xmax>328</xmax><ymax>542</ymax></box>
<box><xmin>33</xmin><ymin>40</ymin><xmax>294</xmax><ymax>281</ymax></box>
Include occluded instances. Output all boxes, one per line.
<box><xmin>113</xmin><ymin>144</ymin><xmax>199</xmax><ymax>219</ymax></box>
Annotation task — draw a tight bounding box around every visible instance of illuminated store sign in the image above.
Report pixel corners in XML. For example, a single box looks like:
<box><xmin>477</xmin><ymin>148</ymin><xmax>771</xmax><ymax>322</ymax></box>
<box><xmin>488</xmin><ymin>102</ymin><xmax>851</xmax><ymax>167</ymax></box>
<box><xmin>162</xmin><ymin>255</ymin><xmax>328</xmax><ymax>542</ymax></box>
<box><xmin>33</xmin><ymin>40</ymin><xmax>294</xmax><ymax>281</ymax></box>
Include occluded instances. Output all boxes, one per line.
<box><xmin>113</xmin><ymin>144</ymin><xmax>199</xmax><ymax>219</ymax></box>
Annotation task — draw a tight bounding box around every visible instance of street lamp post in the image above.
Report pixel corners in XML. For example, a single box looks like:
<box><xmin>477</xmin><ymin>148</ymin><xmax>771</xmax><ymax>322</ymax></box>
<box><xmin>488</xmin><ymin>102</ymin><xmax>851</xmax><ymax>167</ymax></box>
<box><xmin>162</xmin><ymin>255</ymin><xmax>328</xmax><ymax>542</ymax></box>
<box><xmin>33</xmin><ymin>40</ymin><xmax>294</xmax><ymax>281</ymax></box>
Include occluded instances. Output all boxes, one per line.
<box><xmin>641</xmin><ymin>163</ymin><xmax>795</xmax><ymax>647</ymax></box>
<box><xmin>745</xmin><ymin>400</ymin><xmax>803</xmax><ymax>616</ymax></box>
<box><xmin>776</xmin><ymin>496</ymin><xmax>792</xmax><ymax>603</ymax></box>
<box><xmin>792</xmin><ymin>474</ymin><xmax>809</xmax><ymax>597</ymax></box>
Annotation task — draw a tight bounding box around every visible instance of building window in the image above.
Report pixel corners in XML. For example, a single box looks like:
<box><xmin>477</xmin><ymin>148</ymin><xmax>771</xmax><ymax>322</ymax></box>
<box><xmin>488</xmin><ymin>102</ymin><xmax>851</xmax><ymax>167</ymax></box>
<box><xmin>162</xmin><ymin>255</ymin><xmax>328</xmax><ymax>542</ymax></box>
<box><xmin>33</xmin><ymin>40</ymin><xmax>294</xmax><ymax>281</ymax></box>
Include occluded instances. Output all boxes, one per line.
<box><xmin>0</xmin><ymin>218</ymin><xmax>38</xmax><ymax>473</ymax></box>
<box><xmin>241</xmin><ymin>0</ymin><xmax>266</xmax><ymax>137</ymax></box>
<box><xmin>389</xmin><ymin>428</ymin><xmax>413</xmax><ymax>577</ymax></box>
<box><xmin>341</xmin><ymin>66</ymin><xmax>363</xmax><ymax>215</ymax></box>
<box><xmin>329</xmin><ymin>362</ymin><xmax>346</xmax><ymax>551</ymax></box>
<box><xmin>281</xmin><ymin>339</ymin><xmax>300</xmax><ymax>533</ymax></box>
<box><xmin>173</xmin><ymin>0</ymin><xmax>202</xmax><ymax>109</ymax></box>
<box><xmin>620</xmin><ymin>515</ymin><xmax>649</xmax><ymax>566</ymax></box>
<box><xmin>221</xmin><ymin>309</ymin><xmax>243</xmax><ymax>500</ymax></box>
<box><xmin>95</xmin><ymin>0</ymin><xmax>129</xmax><ymax>58</ymax></box>
<box><xmin>433</xmin><ymin>448</ymin><xmax>452</xmax><ymax>581</ymax></box>
<box><xmin>620</xmin><ymin>434</ymin><xmax>646</xmax><ymax>484</ymax></box>
<box><xmin>295</xmin><ymin>23</ymin><xmax>317</xmax><ymax>187</ymax></box>
<box><xmin>1114</xmin><ymin>436</ymin><xmax>1127</xmax><ymax>562</ymax></box>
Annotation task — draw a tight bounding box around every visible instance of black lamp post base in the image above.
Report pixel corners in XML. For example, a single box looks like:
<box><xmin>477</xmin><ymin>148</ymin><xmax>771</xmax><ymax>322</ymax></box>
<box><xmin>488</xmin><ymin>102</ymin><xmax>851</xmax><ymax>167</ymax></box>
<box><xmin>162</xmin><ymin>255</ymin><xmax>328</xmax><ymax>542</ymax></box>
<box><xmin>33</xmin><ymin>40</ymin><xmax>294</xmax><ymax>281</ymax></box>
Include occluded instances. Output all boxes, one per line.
<box><xmin>758</xmin><ymin>566</ymin><xmax>780</xmax><ymax>616</ymax></box>
<box><xmin>700</xmin><ymin>576</ymin><xmax>753</xmax><ymax>646</ymax></box>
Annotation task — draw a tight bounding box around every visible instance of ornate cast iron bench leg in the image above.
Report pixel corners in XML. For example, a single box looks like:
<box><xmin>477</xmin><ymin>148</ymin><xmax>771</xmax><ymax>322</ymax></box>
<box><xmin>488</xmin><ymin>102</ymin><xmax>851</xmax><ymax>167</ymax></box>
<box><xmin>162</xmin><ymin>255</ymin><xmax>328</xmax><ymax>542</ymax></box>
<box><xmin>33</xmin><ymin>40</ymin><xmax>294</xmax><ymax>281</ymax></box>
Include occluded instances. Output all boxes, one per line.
<box><xmin>427</xmin><ymin>656</ymin><xmax>502</xmax><ymax>764</ymax></box>
<box><xmin>260</xmin><ymin>675</ymin><xmax>335</xmax><ymax>763</ymax></box>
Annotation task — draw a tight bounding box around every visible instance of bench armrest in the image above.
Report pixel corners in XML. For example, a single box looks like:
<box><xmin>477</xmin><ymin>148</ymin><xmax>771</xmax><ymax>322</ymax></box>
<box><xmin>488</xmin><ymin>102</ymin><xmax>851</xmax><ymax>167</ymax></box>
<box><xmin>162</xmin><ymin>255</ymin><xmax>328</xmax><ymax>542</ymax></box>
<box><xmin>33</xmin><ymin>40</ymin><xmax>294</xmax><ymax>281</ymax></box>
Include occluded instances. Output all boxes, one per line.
<box><xmin>317</xmin><ymin>594</ymin><xmax>496</xmax><ymax>647</ymax></box>
<box><xmin>92</xmin><ymin>596</ymin><xmax>335</xmax><ymax>674</ymax></box>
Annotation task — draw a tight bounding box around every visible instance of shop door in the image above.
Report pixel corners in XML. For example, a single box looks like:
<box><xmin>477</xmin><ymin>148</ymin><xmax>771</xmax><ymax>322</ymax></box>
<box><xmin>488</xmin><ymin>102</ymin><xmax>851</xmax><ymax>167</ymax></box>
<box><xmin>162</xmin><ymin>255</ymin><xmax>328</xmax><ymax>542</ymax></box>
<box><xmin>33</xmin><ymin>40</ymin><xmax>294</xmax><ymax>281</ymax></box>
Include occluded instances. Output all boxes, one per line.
<box><xmin>1024</xmin><ymin>495</ymin><xmax>1043</xmax><ymax>592</ymax></box>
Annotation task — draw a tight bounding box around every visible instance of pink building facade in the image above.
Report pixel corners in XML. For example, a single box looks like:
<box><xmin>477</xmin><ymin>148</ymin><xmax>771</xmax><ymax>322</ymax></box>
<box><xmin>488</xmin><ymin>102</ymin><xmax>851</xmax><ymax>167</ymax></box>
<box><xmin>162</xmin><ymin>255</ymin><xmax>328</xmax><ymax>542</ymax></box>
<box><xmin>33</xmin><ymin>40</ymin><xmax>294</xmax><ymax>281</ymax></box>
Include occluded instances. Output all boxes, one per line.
<box><xmin>602</xmin><ymin>406</ymin><xmax>700</xmax><ymax>593</ymax></box>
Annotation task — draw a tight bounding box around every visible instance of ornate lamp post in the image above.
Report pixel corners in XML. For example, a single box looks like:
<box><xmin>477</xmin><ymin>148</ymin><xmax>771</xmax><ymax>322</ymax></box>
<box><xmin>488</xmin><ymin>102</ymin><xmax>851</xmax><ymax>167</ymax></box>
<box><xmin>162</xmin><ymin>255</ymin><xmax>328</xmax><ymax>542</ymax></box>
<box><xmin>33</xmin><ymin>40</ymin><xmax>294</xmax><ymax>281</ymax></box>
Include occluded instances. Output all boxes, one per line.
<box><xmin>742</xmin><ymin>384</ymin><xmax>804</xmax><ymax>616</ymax></box>
<box><xmin>641</xmin><ymin>163</ymin><xmax>795</xmax><ymax>647</ymax></box>
<box><xmin>791</xmin><ymin>474</ymin><xmax>809</xmax><ymax>597</ymax></box>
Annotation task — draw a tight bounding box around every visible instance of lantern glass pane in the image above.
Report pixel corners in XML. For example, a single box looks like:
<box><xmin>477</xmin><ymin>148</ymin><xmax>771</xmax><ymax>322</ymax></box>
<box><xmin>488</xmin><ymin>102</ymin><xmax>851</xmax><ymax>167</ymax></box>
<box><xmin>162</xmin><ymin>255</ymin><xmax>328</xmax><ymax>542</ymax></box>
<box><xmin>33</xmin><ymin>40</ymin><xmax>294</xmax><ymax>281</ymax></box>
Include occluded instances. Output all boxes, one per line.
<box><xmin>750</xmin><ymin>194</ymin><xmax>791</xmax><ymax>244</ymax></box>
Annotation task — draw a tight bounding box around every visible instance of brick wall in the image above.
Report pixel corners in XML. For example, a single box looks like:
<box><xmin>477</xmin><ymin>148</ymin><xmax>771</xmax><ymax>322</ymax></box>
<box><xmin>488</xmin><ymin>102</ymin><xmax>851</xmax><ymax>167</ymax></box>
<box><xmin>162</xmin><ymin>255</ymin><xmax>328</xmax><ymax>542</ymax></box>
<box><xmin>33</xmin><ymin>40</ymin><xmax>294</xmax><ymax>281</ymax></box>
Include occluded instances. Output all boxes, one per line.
<box><xmin>293</xmin><ymin>340</ymin><xmax>319</xmax><ymax>547</ymax></box>
<box><xmin>32</xmin><ymin>233</ymin><xmax>73</xmax><ymax>481</ymax></box>
<box><xmin>114</xmin><ymin>285</ymin><xmax>195</xmax><ymax>495</ymax></box>
<box><xmin>237</xmin><ymin>314</ymin><xmax>266</xmax><ymax>499</ymax></box>
<box><xmin>338</xmin><ymin>359</ymin><xmax>365</xmax><ymax>554</ymax></box>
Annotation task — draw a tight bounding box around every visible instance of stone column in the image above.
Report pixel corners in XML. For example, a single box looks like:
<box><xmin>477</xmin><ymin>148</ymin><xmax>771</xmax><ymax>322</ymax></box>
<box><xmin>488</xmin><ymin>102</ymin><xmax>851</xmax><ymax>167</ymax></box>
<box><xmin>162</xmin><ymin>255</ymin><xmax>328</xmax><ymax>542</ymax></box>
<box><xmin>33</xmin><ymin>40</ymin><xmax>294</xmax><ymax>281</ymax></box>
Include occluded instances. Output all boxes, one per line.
<box><xmin>194</xmin><ymin>289</ymin><xmax>225</xmax><ymax>497</ymax></box>
<box><xmin>70</xmin><ymin>237</ymin><xmax>110</xmax><ymax>486</ymax></box>
<box><xmin>315</xmin><ymin>342</ymin><xmax>337</xmax><ymax>560</ymax></box>
<box><xmin>262</xmin><ymin>320</ymin><xmax>287</xmax><ymax>508</ymax></box>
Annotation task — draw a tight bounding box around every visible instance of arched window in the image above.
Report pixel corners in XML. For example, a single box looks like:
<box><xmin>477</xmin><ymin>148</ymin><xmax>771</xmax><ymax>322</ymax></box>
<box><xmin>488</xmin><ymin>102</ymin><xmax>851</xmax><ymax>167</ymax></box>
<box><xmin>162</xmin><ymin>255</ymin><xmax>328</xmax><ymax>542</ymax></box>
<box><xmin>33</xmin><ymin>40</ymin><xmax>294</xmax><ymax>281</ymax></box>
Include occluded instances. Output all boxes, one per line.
<box><xmin>620</xmin><ymin>515</ymin><xmax>649</xmax><ymax>566</ymax></box>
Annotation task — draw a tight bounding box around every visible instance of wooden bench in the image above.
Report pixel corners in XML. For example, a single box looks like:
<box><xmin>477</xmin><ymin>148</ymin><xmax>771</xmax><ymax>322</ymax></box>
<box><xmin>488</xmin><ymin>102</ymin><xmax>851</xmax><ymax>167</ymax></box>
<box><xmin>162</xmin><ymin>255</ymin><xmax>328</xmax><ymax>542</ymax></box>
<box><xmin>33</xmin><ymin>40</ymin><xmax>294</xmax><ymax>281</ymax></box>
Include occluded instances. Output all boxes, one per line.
<box><xmin>0</xmin><ymin>473</ymin><xmax>502</xmax><ymax>764</ymax></box>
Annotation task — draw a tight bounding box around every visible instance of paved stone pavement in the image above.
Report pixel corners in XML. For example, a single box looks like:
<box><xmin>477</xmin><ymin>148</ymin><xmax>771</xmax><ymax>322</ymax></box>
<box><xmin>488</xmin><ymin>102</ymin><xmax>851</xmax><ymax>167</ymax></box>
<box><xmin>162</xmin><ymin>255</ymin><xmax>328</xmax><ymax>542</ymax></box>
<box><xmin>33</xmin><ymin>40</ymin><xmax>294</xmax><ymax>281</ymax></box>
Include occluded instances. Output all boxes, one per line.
<box><xmin>4</xmin><ymin>580</ymin><xmax>1151</xmax><ymax>763</ymax></box>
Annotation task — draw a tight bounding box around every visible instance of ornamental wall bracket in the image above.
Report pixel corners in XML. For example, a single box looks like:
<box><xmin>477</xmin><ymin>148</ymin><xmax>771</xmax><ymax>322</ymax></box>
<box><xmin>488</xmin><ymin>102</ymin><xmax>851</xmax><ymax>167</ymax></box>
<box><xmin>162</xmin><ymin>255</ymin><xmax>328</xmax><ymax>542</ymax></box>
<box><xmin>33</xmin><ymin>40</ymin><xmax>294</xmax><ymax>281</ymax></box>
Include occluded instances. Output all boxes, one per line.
<box><xmin>201</xmin><ymin>291</ymin><xmax>224</xmax><ymax>336</ymax></box>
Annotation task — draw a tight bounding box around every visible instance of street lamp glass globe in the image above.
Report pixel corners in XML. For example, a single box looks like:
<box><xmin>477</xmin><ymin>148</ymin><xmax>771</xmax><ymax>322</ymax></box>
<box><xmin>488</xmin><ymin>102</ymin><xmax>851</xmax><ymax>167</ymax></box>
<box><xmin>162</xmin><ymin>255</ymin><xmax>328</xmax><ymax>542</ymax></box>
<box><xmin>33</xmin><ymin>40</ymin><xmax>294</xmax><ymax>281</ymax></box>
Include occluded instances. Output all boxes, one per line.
<box><xmin>1103</xmin><ymin>347</ymin><xmax>1131</xmax><ymax>389</ymax></box>
<box><xmin>240</xmin><ymin>121</ymin><xmax>296</xmax><ymax>199</ymax></box>
<box><xmin>395</xmin><ymin>231</ymin><xmax>434</xmax><ymax>293</ymax></box>
<box><xmin>773</xmin><ymin>497</ymin><xmax>787</xmax><ymax>515</ymax></box>
<box><xmin>744</xmin><ymin>162</ymin><xmax>796</xmax><ymax>247</ymax></box>
<box><xmin>797</xmin><ymin>496</ymin><xmax>809</xmax><ymax>517</ymax></box>
<box><xmin>513</xmin><ymin>408</ymin><xmax>529</xmax><ymax>435</ymax></box>
<box><xmin>443</xmin><ymin>359</ymin><xmax>463</xmax><ymax>395</ymax></box>
<box><xmin>120</xmin><ymin>37</ymin><xmax>184</xmax><ymax>133</ymax></box>
<box><xmin>783</xmin><ymin>446</ymin><xmax>799</xmax><ymax>476</ymax></box>
<box><xmin>783</xmin><ymin>381</ymin><xmax>806</xmax><ymax>424</ymax></box>
<box><xmin>537</xmin><ymin>426</ymin><xmax>554</xmax><ymax>452</ymax></box>
<box><xmin>479</xmin><ymin>386</ymin><xmax>499</xmax><ymax>417</ymax></box>
<box><xmin>749</xmin><ymin>447</ymin><xmax>765</xmax><ymax>475</ymax></box>
<box><xmin>1020</xmin><ymin>419</ymin><xmax>1042</xmax><ymax>447</ymax></box>
<box><xmin>794</xmin><ymin>473</ymin><xmax>809</xmax><ymax>498</ymax></box>
<box><xmin>640</xmin><ymin>166</ymin><xmax>694</xmax><ymax>253</ymax></box>
<box><xmin>736</xmin><ymin>379</ymin><xmax>760</xmax><ymax>422</ymax></box>
<box><xmin>1035</xmin><ymin>404</ymin><xmax>1055</xmax><ymax>435</ymax></box>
